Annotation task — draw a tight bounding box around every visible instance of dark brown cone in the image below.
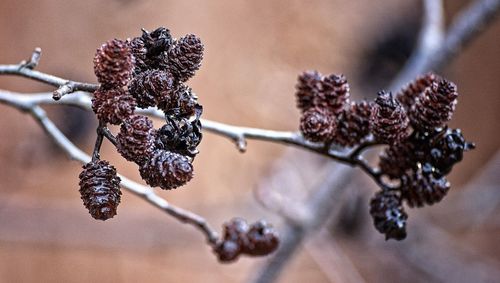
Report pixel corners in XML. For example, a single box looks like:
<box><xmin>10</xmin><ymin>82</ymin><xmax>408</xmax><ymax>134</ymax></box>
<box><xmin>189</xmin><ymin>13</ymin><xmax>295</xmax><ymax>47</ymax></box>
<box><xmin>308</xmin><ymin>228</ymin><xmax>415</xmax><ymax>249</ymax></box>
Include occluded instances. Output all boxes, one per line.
<box><xmin>156</xmin><ymin>116</ymin><xmax>202</xmax><ymax>157</ymax></box>
<box><xmin>295</xmin><ymin>71</ymin><xmax>322</xmax><ymax>112</ymax></box>
<box><xmin>168</xmin><ymin>34</ymin><xmax>204</xmax><ymax>82</ymax></box>
<box><xmin>243</xmin><ymin>220</ymin><xmax>279</xmax><ymax>256</ymax></box>
<box><xmin>139</xmin><ymin>150</ymin><xmax>193</xmax><ymax>190</ymax></box>
<box><xmin>396</xmin><ymin>72</ymin><xmax>438</xmax><ymax>109</ymax></box>
<box><xmin>316</xmin><ymin>74</ymin><xmax>350</xmax><ymax>114</ymax></box>
<box><xmin>379</xmin><ymin>141</ymin><xmax>418</xmax><ymax>179</ymax></box>
<box><xmin>129</xmin><ymin>37</ymin><xmax>149</xmax><ymax>75</ymax></box>
<box><xmin>161</xmin><ymin>84</ymin><xmax>198</xmax><ymax>116</ymax></box>
<box><xmin>93</xmin><ymin>39</ymin><xmax>134</xmax><ymax>89</ymax></box>
<box><xmin>128</xmin><ymin>69</ymin><xmax>175</xmax><ymax>109</ymax></box>
<box><xmin>299</xmin><ymin>107</ymin><xmax>335</xmax><ymax>143</ymax></box>
<box><xmin>129</xmin><ymin>27</ymin><xmax>173</xmax><ymax>73</ymax></box>
<box><xmin>116</xmin><ymin>115</ymin><xmax>156</xmax><ymax>165</ymax></box>
<box><xmin>369</xmin><ymin>190</ymin><xmax>407</xmax><ymax>241</ymax></box>
<box><xmin>78</xmin><ymin>160</ymin><xmax>121</xmax><ymax>220</ymax></box>
<box><xmin>401</xmin><ymin>167</ymin><xmax>451</xmax><ymax>207</ymax></box>
<box><xmin>409</xmin><ymin>80</ymin><xmax>458</xmax><ymax>131</ymax></box>
<box><xmin>214</xmin><ymin>240</ymin><xmax>241</xmax><ymax>263</ymax></box>
<box><xmin>332</xmin><ymin>101</ymin><xmax>374</xmax><ymax>147</ymax></box>
<box><xmin>91</xmin><ymin>88</ymin><xmax>136</xmax><ymax>125</ymax></box>
<box><xmin>371</xmin><ymin>91</ymin><xmax>409</xmax><ymax>144</ymax></box>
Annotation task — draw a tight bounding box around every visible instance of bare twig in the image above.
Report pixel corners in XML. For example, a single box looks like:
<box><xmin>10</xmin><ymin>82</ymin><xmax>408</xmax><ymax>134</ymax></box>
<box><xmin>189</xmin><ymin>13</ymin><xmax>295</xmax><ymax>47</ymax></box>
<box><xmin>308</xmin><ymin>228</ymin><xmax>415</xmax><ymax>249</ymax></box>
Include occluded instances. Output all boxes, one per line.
<box><xmin>0</xmin><ymin>90</ymin><xmax>219</xmax><ymax>246</ymax></box>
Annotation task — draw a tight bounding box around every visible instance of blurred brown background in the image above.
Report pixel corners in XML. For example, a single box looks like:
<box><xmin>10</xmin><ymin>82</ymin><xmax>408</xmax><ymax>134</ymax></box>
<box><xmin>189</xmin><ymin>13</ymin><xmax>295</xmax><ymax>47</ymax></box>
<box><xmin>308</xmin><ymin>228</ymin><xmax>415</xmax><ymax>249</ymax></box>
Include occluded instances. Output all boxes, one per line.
<box><xmin>0</xmin><ymin>0</ymin><xmax>499</xmax><ymax>282</ymax></box>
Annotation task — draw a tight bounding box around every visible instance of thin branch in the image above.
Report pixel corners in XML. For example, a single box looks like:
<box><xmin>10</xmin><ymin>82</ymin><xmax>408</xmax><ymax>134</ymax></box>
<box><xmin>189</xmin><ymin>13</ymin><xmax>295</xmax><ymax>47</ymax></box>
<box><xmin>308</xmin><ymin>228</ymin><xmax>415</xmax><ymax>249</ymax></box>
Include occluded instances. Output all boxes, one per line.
<box><xmin>0</xmin><ymin>90</ymin><xmax>219</xmax><ymax>246</ymax></box>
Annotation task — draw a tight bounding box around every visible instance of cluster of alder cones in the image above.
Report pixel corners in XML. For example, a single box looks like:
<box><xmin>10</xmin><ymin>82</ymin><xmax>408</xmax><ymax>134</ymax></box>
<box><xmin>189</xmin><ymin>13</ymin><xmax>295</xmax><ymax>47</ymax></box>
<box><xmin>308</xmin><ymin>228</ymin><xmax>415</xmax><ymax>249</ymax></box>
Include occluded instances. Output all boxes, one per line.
<box><xmin>79</xmin><ymin>27</ymin><xmax>203</xmax><ymax>221</ymax></box>
<box><xmin>77</xmin><ymin>27</ymin><xmax>280</xmax><ymax>263</ymax></box>
<box><xmin>296</xmin><ymin>71</ymin><xmax>474</xmax><ymax>240</ymax></box>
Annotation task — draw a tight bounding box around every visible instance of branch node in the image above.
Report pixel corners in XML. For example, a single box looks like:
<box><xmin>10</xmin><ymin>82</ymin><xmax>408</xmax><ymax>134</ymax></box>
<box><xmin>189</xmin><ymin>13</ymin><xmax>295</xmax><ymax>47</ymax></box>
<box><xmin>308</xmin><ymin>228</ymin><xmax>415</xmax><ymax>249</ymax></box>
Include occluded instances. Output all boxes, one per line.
<box><xmin>236</xmin><ymin>137</ymin><xmax>247</xmax><ymax>153</ymax></box>
<box><xmin>53</xmin><ymin>82</ymin><xmax>76</xmax><ymax>100</ymax></box>
<box><xmin>19</xmin><ymin>47</ymin><xmax>42</xmax><ymax>70</ymax></box>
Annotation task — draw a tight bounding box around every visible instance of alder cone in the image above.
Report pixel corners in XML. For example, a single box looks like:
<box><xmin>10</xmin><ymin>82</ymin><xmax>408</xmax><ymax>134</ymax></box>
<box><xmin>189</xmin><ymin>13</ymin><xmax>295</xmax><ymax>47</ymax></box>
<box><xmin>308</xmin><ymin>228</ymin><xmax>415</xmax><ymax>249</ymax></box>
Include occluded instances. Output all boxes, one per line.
<box><xmin>371</xmin><ymin>91</ymin><xmax>409</xmax><ymax>144</ymax></box>
<box><xmin>333</xmin><ymin>101</ymin><xmax>373</xmax><ymax>147</ymax></box>
<box><xmin>93</xmin><ymin>39</ymin><xmax>133</xmax><ymax>88</ymax></box>
<box><xmin>401</xmin><ymin>168</ymin><xmax>450</xmax><ymax>207</ymax></box>
<box><xmin>409</xmin><ymin>80</ymin><xmax>458</xmax><ymax>131</ymax></box>
<box><xmin>91</xmin><ymin>88</ymin><xmax>136</xmax><ymax>125</ymax></box>
<box><xmin>243</xmin><ymin>221</ymin><xmax>279</xmax><ymax>256</ymax></box>
<box><xmin>396</xmin><ymin>72</ymin><xmax>438</xmax><ymax>109</ymax></box>
<box><xmin>300</xmin><ymin>107</ymin><xmax>335</xmax><ymax>143</ymax></box>
<box><xmin>116</xmin><ymin>115</ymin><xmax>156</xmax><ymax>165</ymax></box>
<box><xmin>157</xmin><ymin>117</ymin><xmax>202</xmax><ymax>157</ymax></box>
<box><xmin>316</xmin><ymin>74</ymin><xmax>350</xmax><ymax>114</ymax></box>
<box><xmin>369</xmin><ymin>190</ymin><xmax>407</xmax><ymax>241</ymax></box>
<box><xmin>139</xmin><ymin>150</ymin><xmax>193</xmax><ymax>190</ymax></box>
<box><xmin>130</xmin><ymin>27</ymin><xmax>173</xmax><ymax>73</ymax></box>
<box><xmin>129</xmin><ymin>37</ymin><xmax>149</xmax><ymax>74</ymax></box>
<box><xmin>168</xmin><ymin>34</ymin><xmax>204</xmax><ymax>82</ymax></box>
<box><xmin>128</xmin><ymin>69</ymin><xmax>175</xmax><ymax>108</ymax></box>
<box><xmin>427</xmin><ymin>128</ymin><xmax>475</xmax><ymax>177</ymax></box>
<box><xmin>214</xmin><ymin>240</ymin><xmax>241</xmax><ymax>263</ymax></box>
<box><xmin>379</xmin><ymin>141</ymin><xmax>418</xmax><ymax>179</ymax></box>
<box><xmin>295</xmin><ymin>71</ymin><xmax>322</xmax><ymax>112</ymax></box>
<box><xmin>79</xmin><ymin>160</ymin><xmax>121</xmax><ymax>221</ymax></box>
<box><xmin>161</xmin><ymin>84</ymin><xmax>198</xmax><ymax>116</ymax></box>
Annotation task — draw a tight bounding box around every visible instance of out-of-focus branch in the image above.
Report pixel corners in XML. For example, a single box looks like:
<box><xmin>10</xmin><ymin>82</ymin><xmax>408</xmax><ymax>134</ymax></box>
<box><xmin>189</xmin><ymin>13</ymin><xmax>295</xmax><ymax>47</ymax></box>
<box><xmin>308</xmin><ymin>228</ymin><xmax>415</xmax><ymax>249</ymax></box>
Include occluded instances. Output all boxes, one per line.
<box><xmin>390</xmin><ymin>0</ymin><xmax>444</xmax><ymax>90</ymax></box>
<box><xmin>390</xmin><ymin>0</ymin><xmax>500</xmax><ymax>90</ymax></box>
<box><xmin>0</xmin><ymin>90</ymin><xmax>219</xmax><ymax>246</ymax></box>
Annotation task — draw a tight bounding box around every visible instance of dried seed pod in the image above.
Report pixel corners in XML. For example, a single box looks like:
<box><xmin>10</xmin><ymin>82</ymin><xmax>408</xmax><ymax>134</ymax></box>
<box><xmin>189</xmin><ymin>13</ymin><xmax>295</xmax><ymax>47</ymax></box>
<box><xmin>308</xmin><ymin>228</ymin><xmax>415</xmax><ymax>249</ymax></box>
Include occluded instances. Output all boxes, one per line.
<box><xmin>299</xmin><ymin>107</ymin><xmax>335</xmax><ymax>143</ymax></box>
<box><xmin>78</xmin><ymin>160</ymin><xmax>121</xmax><ymax>220</ymax></box>
<box><xmin>401</xmin><ymin>166</ymin><xmax>451</xmax><ymax>207</ymax></box>
<box><xmin>168</xmin><ymin>34</ymin><xmax>204</xmax><ymax>82</ymax></box>
<box><xmin>116</xmin><ymin>115</ymin><xmax>156</xmax><ymax>165</ymax></box>
<box><xmin>139</xmin><ymin>150</ymin><xmax>193</xmax><ymax>190</ymax></box>
<box><xmin>427</xmin><ymin>128</ymin><xmax>475</xmax><ymax>177</ymax></box>
<box><xmin>316</xmin><ymin>74</ymin><xmax>350</xmax><ymax>114</ymax></box>
<box><xmin>332</xmin><ymin>101</ymin><xmax>374</xmax><ymax>147</ymax></box>
<box><xmin>129</xmin><ymin>36</ymin><xmax>149</xmax><ymax>75</ymax></box>
<box><xmin>157</xmin><ymin>116</ymin><xmax>202</xmax><ymax>157</ymax></box>
<box><xmin>161</xmin><ymin>84</ymin><xmax>198</xmax><ymax>116</ymax></box>
<box><xmin>295</xmin><ymin>71</ymin><xmax>322</xmax><ymax>112</ymax></box>
<box><xmin>243</xmin><ymin>220</ymin><xmax>279</xmax><ymax>256</ymax></box>
<box><xmin>91</xmin><ymin>87</ymin><xmax>136</xmax><ymax>125</ymax></box>
<box><xmin>371</xmin><ymin>91</ymin><xmax>409</xmax><ymax>144</ymax></box>
<box><xmin>130</xmin><ymin>27</ymin><xmax>173</xmax><ymax>73</ymax></box>
<box><xmin>379</xmin><ymin>141</ymin><xmax>418</xmax><ymax>179</ymax></box>
<box><xmin>396</xmin><ymin>72</ymin><xmax>438</xmax><ymax>109</ymax></box>
<box><xmin>128</xmin><ymin>69</ymin><xmax>175</xmax><ymax>108</ymax></box>
<box><xmin>214</xmin><ymin>240</ymin><xmax>241</xmax><ymax>263</ymax></box>
<box><xmin>409</xmin><ymin>80</ymin><xmax>458</xmax><ymax>131</ymax></box>
<box><xmin>369</xmin><ymin>190</ymin><xmax>407</xmax><ymax>241</ymax></box>
<box><xmin>93</xmin><ymin>39</ymin><xmax>134</xmax><ymax>88</ymax></box>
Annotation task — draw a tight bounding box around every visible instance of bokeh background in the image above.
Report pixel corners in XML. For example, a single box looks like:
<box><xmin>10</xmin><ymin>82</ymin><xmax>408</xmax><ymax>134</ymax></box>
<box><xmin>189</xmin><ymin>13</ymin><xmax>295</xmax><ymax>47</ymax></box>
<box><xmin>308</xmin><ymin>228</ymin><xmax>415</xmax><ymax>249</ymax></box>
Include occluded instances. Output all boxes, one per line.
<box><xmin>0</xmin><ymin>0</ymin><xmax>499</xmax><ymax>282</ymax></box>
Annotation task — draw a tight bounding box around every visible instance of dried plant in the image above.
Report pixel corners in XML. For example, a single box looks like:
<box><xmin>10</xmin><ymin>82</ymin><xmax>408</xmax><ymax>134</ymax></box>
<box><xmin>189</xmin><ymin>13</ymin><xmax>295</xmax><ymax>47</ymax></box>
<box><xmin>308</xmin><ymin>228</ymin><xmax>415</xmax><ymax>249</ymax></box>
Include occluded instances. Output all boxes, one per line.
<box><xmin>0</xmin><ymin>0</ymin><xmax>497</xmax><ymax>279</ymax></box>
